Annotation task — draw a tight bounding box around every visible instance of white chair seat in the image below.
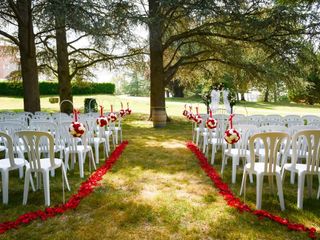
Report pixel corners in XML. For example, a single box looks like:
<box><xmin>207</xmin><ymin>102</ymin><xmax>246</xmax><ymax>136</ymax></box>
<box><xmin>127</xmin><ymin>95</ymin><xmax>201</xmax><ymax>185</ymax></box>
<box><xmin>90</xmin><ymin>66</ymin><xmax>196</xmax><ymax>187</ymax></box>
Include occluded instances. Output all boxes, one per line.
<box><xmin>283</xmin><ymin>163</ymin><xmax>320</xmax><ymax>174</ymax></box>
<box><xmin>0</xmin><ymin>158</ymin><xmax>26</xmax><ymax>170</ymax></box>
<box><xmin>244</xmin><ymin>162</ymin><xmax>282</xmax><ymax>174</ymax></box>
<box><xmin>225</xmin><ymin>149</ymin><xmax>250</xmax><ymax>158</ymax></box>
<box><xmin>37</xmin><ymin>158</ymin><xmax>63</xmax><ymax>171</ymax></box>
<box><xmin>65</xmin><ymin>145</ymin><xmax>93</xmax><ymax>153</ymax></box>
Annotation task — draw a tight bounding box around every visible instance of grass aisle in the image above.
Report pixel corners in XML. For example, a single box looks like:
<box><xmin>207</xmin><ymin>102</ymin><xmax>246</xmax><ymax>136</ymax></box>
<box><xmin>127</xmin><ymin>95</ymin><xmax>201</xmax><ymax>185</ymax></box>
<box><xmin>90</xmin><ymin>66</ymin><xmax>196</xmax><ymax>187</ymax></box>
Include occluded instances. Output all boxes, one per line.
<box><xmin>0</xmin><ymin>114</ymin><xmax>317</xmax><ymax>239</ymax></box>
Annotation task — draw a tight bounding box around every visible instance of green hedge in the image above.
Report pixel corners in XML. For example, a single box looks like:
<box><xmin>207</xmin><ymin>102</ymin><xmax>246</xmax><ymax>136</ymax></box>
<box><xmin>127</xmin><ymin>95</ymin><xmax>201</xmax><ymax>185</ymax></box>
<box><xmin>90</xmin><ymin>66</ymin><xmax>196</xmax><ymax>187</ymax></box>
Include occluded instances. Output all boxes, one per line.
<box><xmin>0</xmin><ymin>81</ymin><xmax>115</xmax><ymax>96</ymax></box>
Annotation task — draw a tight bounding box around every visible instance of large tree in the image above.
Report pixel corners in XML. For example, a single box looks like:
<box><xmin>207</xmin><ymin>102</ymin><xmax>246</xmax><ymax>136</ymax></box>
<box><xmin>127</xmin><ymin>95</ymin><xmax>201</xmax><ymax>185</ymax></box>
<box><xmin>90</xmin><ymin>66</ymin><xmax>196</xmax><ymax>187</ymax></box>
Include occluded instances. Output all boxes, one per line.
<box><xmin>36</xmin><ymin>0</ymin><xmax>140</xmax><ymax>112</ymax></box>
<box><xmin>0</xmin><ymin>0</ymin><xmax>40</xmax><ymax>112</ymax></box>
<box><xmin>137</xmin><ymin>0</ymin><xmax>320</xmax><ymax>127</ymax></box>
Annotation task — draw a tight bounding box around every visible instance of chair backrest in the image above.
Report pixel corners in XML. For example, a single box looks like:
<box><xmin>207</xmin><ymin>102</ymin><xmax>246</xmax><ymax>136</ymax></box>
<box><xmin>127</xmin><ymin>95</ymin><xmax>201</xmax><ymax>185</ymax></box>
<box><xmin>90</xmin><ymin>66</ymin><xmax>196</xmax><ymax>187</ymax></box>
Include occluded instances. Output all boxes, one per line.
<box><xmin>0</xmin><ymin>131</ymin><xmax>18</xmax><ymax>168</ymax></box>
<box><xmin>258</xmin><ymin>125</ymin><xmax>288</xmax><ymax>134</ymax></box>
<box><xmin>247</xmin><ymin>115</ymin><xmax>265</xmax><ymax>127</ymax></box>
<box><xmin>261</xmin><ymin>114</ymin><xmax>283</xmax><ymax>126</ymax></box>
<box><xmin>16</xmin><ymin>131</ymin><xmax>57</xmax><ymax>171</ymax></box>
<box><xmin>249</xmin><ymin>132</ymin><xmax>290</xmax><ymax>174</ymax></box>
<box><xmin>291</xmin><ymin>130</ymin><xmax>320</xmax><ymax>174</ymax></box>
<box><xmin>288</xmin><ymin>125</ymin><xmax>319</xmax><ymax>136</ymax></box>
<box><xmin>302</xmin><ymin>115</ymin><xmax>320</xmax><ymax>125</ymax></box>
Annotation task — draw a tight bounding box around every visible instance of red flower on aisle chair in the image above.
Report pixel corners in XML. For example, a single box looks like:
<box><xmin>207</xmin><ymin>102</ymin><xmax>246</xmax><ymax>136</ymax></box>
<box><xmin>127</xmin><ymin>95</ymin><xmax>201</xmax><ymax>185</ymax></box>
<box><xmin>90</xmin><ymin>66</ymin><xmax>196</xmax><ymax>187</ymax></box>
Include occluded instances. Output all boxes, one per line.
<box><xmin>224</xmin><ymin>114</ymin><xmax>240</xmax><ymax>144</ymax></box>
<box><xmin>206</xmin><ymin>109</ymin><xmax>217</xmax><ymax>129</ymax></box>
<box><xmin>69</xmin><ymin>109</ymin><xmax>86</xmax><ymax>137</ymax></box>
<box><xmin>96</xmin><ymin>105</ymin><xmax>108</xmax><ymax>127</ymax></box>
<box><xmin>194</xmin><ymin>106</ymin><xmax>203</xmax><ymax>125</ymax></box>
<box><xmin>119</xmin><ymin>102</ymin><xmax>126</xmax><ymax>118</ymax></box>
<box><xmin>108</xmin><ymin>105</ymin><xmax>117</xmax><ymax>122</ymax></box>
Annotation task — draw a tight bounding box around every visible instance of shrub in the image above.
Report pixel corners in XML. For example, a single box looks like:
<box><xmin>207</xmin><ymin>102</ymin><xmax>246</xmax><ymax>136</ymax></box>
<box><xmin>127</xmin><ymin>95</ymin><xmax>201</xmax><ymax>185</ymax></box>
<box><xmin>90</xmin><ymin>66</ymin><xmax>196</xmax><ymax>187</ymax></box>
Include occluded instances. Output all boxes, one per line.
<box><xmin>0</xmin><ymin>81</ymin><xmax>115</xmax><ymax>96</ymax></box>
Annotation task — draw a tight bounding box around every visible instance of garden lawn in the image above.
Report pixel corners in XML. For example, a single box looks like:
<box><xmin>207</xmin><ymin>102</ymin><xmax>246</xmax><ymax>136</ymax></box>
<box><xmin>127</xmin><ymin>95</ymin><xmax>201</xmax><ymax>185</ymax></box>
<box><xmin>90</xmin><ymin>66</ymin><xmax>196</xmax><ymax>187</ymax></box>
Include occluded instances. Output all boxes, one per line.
<box><xmin>0</xmin><ymin>114</ymin><xmax>319</xmax><ymax>239</ymax></box>
<box><xmin>1</xmin><ymin>94</ymin><xmax>320</xmax><ymax>117</ymax></box>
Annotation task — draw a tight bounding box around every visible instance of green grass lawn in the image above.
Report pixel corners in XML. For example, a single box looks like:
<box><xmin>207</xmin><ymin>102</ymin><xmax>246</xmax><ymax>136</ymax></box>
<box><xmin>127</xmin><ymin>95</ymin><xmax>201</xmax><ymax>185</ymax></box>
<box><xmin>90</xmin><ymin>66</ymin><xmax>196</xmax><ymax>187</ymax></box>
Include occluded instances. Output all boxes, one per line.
<box><xmin>0</xmin><ymin>113</ymin><xmax>319</xmax><ymax>239</ymax></box>
<box><xmin>1</xmin><ymin>94</ymin><xmax>320</xmax><ymax>117</ymax></box>
<box><xmin>0</xmin><ymin>96</ymin><xmax>320</xmax><ymax>239</ymax></box>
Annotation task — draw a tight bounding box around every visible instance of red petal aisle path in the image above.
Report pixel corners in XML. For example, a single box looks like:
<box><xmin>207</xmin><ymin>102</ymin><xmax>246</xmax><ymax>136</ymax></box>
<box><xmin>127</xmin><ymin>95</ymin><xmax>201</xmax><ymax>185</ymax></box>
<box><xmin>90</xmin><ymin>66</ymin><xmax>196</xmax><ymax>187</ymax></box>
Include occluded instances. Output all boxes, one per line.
<box><xmin>0</xmin><ymin>141</ymin><xmax>128</xmax><ymax>234</ymax></box>
<box><xmin>187</xmin><ymin>142</ymin><xmax>317</xmax><ymax>239</ymax></box>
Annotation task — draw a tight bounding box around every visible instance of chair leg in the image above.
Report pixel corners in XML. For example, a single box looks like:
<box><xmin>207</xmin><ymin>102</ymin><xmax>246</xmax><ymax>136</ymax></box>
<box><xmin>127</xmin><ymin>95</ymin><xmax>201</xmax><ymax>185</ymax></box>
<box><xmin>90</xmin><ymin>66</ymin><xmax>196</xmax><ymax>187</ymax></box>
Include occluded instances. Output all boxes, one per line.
<box><xmin>42</xmin><ymin>171</ymin><xmax>50</xmax><ymax>206</ymax></box>
<box><xmin>317</xmin><ymin>174</ymin><xmax>320</xmax><ymax>199</ymax></box>
<box><xmin>78</xmin><ymin>153</ymin><xmax>84</xmax><ymax>178</ymax></box>
<box><xmin>23</xmin><ymin>169</ymin><xmax>31</xmax><ymax>205</ymax></box>
<box><xmin>290</xmin><ymin>171</ymin><xmax>295</xmax><ymax>184</ymax></box>
<box><xmin>211</xmin><ymin>144</ymin><xmax>216</xmax><ymax>165</ymax></box>
<box><xmin>90</xmin><ymin>150</ymin><xmax>96</xmax><ymax>170</ymax></box>
<box><xmin>231</xmin><ymin>156</ymin><xmax>238</xmax><ymax>184</ymax></box>
<box><xmin>202</xmin><ymin>135</ymin><xmax>207</xmax><ymax>153</ymax></box>
<box><xmin>94</xmin><ymin>143</ymin><xmax>99</xmax><ymax>164</ymax></box>
<box><xmin>115</xmin><ymin>130</ymin><xmax>118</xmax><ymax>145</ymax></box>
<box><xmin>64</xmin><ymin>151</ymin><xmax>70</xmax><ymax>170</ymax></box>
<box><xmin>196</xmin><ymin>130</ymin><xmax>200</xmax><ymax>146</ymax></box>
<box><xmin>1</xmin><ymin>170</ymin><xmax>9</xmax><ymax>204</ymax></box>
<box><xmin>19</xmin><ymin>167</ymin><xmax>24</xmax><ymax>179</ymax></box>
<box><xmin>221</xmin><ymin>154</ymin><xmax>227</xmax><ymax>175</ymax></box>
<box><xmin>297</xmin><ymin>172</ymin><xmax>305</xmax><ymax>209</ymax></box>
<box><xmin>256</xmin><ymin>174</ymin><xmax>264</xmax><ymax>210</ymax></box>
<box><xmin>61</xmin><ymin>165</ymin><xmax>70</xmax><ymax>191</ymax></box>
<box><xmin>240</xmin><ymin>169</ymin><xmax>247</xmax><ymax>196</ymax></box>
<box><xmin>276</xmin><ymin>173</ymin><xmax>285</xmax><ymax>211</ymax></box>
<box><xmin>120</xmin><ymin>130</ymin><xmax>123</xmax><ymax>143</ymax></box>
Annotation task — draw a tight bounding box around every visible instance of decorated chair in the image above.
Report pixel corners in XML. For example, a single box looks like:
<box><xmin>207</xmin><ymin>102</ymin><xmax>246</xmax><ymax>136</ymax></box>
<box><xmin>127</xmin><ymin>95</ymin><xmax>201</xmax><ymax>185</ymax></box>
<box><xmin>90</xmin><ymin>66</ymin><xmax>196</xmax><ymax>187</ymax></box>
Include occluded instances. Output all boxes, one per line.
<box><xmin>240</xmin><ymin>132</ymin><xmax>290</xmax><ymax>210</ymax></box>
<box><xmin>60</xmin><ymin>121</ymin><xmax>96</xmax><ymax>178</ymax></box>
<box><xmin>221</xmin><ymin>124</ymin><xmax>257</xmax><ymax>183</ymax></box>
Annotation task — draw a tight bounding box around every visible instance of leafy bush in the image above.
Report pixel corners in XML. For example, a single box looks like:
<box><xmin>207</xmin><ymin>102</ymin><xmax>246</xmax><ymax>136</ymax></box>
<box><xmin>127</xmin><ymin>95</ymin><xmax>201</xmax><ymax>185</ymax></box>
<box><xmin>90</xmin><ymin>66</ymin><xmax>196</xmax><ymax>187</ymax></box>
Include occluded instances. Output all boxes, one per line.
<box><xmin>0</xmin><ymin>81</ymin><xmax>115</xmax><ymax>96</ymax></box>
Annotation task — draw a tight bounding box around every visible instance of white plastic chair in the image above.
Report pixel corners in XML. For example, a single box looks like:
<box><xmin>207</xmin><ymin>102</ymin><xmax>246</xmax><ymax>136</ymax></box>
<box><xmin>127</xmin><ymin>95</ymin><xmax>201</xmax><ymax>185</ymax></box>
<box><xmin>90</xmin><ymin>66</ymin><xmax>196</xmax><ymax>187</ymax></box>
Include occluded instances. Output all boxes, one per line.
<box><xmin>240</xmin><ymin>132</ymin><xmax>290</xmax><ymax>210</ymax></box>
<box><xmin>221</xmin><ymin>124</ymin><xmax>257</xmax><ymax>183</ymax></box>
<box><xmin>60</xmin><ymin>122</ymin><xmax>96</xmax><ymax>178</ymax></box>
<box><xmin>85</xmin><ymin>118</ymin><xmax>108</xmax><ymax>164</ymax></box>
<box><xmin>109</xmin><ymin>114</ymin><xmax>123</xmax><ymax>145</ymax></box>
<box><xmin>16</xmin><ymin>131</ymin><xmax>70</xmax><ymax>206</ymax></box>
<box><xmin>208</xmin><ymin>113</ymin><xmax>228</xmax><ymax>165</ymax></box>
<box><xmin>282</xmin><ymin>130</ymin><xmax>320</xmax><ymax>209</ymax></box>
<box><xmin>0</xmin><ymin>131</ymin><xmax>34</xmax><ymax>204</ymax></box>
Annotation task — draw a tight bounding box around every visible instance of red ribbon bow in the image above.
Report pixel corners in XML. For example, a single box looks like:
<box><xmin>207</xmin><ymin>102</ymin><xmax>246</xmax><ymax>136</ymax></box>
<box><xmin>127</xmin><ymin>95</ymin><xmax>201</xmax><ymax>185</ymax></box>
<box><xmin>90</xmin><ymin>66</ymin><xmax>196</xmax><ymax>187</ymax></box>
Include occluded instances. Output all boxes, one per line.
<box><xmin>73</xmin><ymin>109</ymin><xmax>80</xmax><ymax>122</ymax></box>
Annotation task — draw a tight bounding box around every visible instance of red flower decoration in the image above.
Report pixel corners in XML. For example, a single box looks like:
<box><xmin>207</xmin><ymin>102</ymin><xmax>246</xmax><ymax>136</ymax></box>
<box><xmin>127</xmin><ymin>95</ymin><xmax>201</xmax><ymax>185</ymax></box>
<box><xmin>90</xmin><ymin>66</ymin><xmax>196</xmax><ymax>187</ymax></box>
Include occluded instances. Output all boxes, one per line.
<box><xmin>69</xmin><ymin>122</ymin><xmax>86</xmax><ymax>137</ymax></box>
<box><xmin>125</xmin><ymin>102</ymin><xmax>132</xmax><ymax>115</ymax></box>
<box><xmin>206</xmin><ymin>110</ymin><xmax>217</xmax><ymax>129</ymax></box>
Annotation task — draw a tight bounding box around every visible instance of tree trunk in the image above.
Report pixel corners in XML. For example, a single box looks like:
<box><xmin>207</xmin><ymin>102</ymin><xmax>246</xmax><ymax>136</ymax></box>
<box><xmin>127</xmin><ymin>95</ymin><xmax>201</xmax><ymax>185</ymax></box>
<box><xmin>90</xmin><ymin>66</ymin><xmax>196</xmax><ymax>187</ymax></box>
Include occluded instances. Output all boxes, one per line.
<box><xmin>17</xmin><ymin>0</ymin><xmax>40</xmax><ymax>113</ymax></box>
<box><xmin>55</xmin><ymin>7</ymin><xmax>73</xmax><ymax>113</ymax></box>
<box><xmin>240</xmin><ymin>93</ymin><xmax>246</xmax><ymax>101</ymax></box>
<box><xmin>148</xmin><ymin>0</ymin><xmax>166</xmax><ymax>127</ymax></box>
<box><xmin>264</xmin><ymin>87</ymin><xmax>269</xmax><ymax>102</ymax></box>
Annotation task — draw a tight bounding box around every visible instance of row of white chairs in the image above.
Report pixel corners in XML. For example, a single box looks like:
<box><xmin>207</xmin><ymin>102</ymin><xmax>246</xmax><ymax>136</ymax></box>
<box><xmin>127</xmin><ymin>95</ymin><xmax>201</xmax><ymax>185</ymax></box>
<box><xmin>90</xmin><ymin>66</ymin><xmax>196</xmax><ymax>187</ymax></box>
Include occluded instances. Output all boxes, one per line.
<box><xmin>238</xmin><ymin>130</ymin><xmax>320</xmax><ymax>211</ymax></box>
<box><xmin>194</xmin><ymin>122</ymin><xmax>320</xmax><ymax>211</ymax></box>
<box><xmin>0</xmin><ymin>113</ymin><xmax>124</xmax><ymax>206</ymax></box>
